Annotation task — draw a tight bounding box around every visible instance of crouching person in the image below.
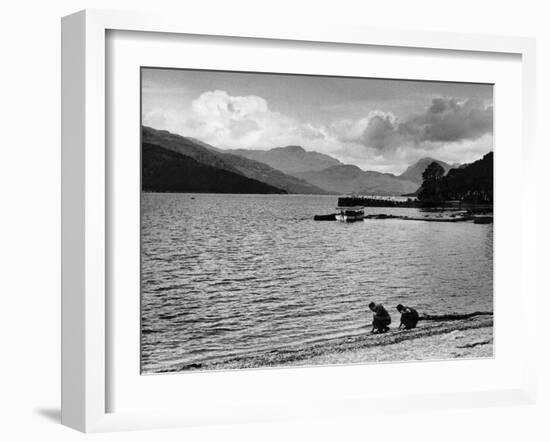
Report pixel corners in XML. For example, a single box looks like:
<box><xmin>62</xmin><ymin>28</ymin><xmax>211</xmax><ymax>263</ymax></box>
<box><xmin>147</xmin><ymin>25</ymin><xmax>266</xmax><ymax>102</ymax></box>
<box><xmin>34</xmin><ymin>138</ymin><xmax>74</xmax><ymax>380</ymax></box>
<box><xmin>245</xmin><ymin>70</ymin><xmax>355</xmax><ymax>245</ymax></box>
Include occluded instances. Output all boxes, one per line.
<box><xmin>396</xmin><ymin>304</ymin><xmax>419</xmax><ymax>329</ymax></box>
<box><xmin>368</xmin><ymin>302</ymin><xmax>391</xmax><ymax>334</ymax></box>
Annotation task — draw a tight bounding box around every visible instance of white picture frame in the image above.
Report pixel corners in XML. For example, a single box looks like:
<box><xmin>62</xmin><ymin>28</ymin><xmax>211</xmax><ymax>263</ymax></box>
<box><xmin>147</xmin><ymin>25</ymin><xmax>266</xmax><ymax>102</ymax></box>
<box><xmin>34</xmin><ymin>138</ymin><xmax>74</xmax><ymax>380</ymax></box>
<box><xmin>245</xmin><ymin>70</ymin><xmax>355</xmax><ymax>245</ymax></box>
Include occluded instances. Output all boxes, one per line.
<box><xmin>61</xmin><ymin>9</ymin><xmax>537</xmax><ymax>433</ymax></box>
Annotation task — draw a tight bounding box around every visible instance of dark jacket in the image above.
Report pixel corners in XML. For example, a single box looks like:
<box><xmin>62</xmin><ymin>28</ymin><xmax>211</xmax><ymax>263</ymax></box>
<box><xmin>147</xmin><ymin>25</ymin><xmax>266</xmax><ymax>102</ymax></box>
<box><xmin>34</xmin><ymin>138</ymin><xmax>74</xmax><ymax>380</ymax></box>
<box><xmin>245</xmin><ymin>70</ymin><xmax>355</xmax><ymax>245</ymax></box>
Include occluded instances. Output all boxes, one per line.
<box><xmin>372</xmin><ymin>304</ymin><xmax>391</xmax><ymax>326</ymax></box>
<box><xmin>400</xmin><ymin>307</ymin><xmax>419</xmax><ymax>329</ymax></box>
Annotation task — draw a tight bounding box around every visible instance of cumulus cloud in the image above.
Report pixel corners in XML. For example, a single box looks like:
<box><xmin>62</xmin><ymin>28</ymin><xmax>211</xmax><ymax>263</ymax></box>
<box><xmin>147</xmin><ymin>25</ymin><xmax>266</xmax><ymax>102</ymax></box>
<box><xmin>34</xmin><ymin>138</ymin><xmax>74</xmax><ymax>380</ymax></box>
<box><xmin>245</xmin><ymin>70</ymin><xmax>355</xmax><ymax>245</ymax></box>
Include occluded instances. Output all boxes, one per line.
<box><xmin>401</xmin><ymin>98</ymin><xmax>493</xmax><ymax>143</ymax></box>
<box><xmin>186</xmin><ymin>90</ymin><xmax>280</xmax><ymax>146</ymax></box>
<box><xmin>362</xmin><ymin>113</ymin><xmax>400</xmax><ymax>150</ymax></box>
<box><xmin>143</xmin><ymin>89</ymin><xmax>340</xmax><ymax>152</ymax></box>
<box><xmin>191</xmin><ymin>90</ymin><xmax>269</xmax><ymax>118</ymax></box>
<box><xmin>335</xmin><ymin>98</ymin><xmax>493</xmax><ymax>152</ymax></box>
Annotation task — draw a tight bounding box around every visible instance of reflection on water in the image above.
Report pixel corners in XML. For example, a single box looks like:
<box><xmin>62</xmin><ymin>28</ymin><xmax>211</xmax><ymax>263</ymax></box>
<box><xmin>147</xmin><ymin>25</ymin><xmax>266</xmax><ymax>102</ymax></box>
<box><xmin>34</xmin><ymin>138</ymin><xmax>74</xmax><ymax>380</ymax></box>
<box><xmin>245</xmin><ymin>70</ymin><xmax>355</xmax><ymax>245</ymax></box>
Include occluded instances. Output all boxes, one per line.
<box><xmin>141</xmin><ymin>193</ymin><xmax>493</xmax><ymax>373</ymax></box>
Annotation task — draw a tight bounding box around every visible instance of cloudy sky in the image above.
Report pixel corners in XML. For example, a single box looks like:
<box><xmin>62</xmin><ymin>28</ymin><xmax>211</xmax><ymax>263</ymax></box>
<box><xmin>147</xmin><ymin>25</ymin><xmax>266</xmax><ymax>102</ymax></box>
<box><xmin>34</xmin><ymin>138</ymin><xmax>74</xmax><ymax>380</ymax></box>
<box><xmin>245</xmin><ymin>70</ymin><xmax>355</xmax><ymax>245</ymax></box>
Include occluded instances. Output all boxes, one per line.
<box><xmin>142</xmin><ymin>68</ymin><xmax>493</xmax><ymax>174</ymax></box>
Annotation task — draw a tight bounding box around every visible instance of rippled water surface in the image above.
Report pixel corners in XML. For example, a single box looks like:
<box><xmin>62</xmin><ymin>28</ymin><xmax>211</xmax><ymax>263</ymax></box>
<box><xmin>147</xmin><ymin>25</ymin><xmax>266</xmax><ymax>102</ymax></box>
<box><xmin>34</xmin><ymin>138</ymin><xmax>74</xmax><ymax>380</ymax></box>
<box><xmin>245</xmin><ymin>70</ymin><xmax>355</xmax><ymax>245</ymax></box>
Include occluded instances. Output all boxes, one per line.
<box><xmin>141</xmin><ymin>193</ymin><xmax>493</xmax><ymax>373</ymax></box>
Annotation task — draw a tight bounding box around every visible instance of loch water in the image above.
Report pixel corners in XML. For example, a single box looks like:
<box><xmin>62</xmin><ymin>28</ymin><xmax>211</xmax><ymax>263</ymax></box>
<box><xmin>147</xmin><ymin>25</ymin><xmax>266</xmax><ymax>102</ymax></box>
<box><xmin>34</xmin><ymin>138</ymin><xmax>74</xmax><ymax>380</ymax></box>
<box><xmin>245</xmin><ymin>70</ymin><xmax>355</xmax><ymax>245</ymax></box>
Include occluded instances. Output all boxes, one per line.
<box><xmin>141</xmin><ymin>193</ymin><xmax>493</xmax><ymax>373</ymax></box>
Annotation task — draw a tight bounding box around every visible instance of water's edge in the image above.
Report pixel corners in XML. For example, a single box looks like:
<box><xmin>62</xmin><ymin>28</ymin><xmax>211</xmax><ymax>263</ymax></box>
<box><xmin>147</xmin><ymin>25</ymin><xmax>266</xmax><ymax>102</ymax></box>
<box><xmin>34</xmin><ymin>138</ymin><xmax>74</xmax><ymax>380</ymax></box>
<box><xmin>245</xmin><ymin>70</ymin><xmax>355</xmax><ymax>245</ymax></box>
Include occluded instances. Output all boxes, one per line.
<box><xmin>145</xmin><ymin>313</ymin><xmax>493</xmax><ymax>373</ymax></box>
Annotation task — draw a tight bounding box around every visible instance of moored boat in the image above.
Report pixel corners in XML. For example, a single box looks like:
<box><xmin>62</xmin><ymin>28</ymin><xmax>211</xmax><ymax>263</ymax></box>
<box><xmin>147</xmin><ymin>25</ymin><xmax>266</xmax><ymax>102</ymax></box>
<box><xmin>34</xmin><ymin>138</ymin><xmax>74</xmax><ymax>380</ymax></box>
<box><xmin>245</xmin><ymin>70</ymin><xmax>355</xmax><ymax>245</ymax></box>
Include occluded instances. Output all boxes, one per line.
<box><xmin>313</xmin><ymin>213</ymin><xmax>337</xmax><ymax>221</ymax></box>
<box><xmin>335</xmin><ymin>206</ymin><xmax>365</xmax><ymax>223</ymax></box>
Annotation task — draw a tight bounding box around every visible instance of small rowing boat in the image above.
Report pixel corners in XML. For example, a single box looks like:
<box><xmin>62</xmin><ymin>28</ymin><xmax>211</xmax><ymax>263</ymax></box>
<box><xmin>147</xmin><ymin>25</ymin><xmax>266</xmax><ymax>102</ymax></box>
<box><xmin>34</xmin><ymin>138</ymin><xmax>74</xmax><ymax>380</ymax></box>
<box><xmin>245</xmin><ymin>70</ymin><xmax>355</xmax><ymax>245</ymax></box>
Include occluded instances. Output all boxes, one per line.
<box><xmin>335</xmin><ymin>206</ymin><xmax>364</xmax><ymax>223</ymax></box>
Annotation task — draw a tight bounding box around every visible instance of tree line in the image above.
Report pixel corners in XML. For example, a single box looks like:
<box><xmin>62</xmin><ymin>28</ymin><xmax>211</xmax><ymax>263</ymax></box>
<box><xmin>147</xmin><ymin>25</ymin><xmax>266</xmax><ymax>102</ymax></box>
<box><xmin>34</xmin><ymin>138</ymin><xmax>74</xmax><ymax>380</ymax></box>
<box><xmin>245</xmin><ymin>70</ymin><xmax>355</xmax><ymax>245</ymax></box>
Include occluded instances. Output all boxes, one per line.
<box><xmin>418</xmin><ymin>152</ymin><xmax>493</xmax><ymax>204</ymax></box>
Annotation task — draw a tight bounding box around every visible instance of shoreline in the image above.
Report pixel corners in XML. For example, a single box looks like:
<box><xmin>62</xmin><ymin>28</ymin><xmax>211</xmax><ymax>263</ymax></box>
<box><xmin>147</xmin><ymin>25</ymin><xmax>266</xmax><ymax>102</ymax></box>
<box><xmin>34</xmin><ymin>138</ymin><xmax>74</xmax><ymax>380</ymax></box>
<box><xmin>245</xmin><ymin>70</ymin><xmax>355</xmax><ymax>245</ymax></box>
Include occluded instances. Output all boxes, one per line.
<box><xmin>285</xmin><ymin>314</ymin><xmax>494</xmax><ymax>368</ymax></box>
<box><xmin>290</xmin><ymin>321</ymin><xmax>493</xmax><ymax>367</ymax></box>
<box><xmin>149</xmin><ymin>314</ymin><xmax>493</xmax><ymax>373</ymax></box>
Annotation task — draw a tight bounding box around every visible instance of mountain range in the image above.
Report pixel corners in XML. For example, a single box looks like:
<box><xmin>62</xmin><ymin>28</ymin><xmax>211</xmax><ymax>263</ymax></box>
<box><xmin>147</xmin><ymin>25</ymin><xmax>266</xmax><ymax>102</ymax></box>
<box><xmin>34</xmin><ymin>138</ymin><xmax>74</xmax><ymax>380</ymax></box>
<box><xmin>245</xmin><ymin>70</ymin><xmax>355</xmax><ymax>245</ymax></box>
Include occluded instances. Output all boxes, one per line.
<box><xmin>142</xmin><ymin>142</ymin><xmax>284</xmax><ymax>194</ymax></box>
<box><xmin>225</xmin><ymin>145</ymin><xmax>425</xmax><ymax>194</ymax></box>
<box><xmin>142</xmin><ymin>127</ymin><xmax>328</xmax><ymax>194</ymax></box>
<box><xmin>142</xmin><ymin>126</ymin><xmax>464</xmax><ymax>195</ymax></box>
<box><xmin>295</xmin><ymin>165</ymin><xmax>419</xmax><ymax>196</ymax></box>
<box><xmin>225</xmin><ymin>146</ymin><xmax>343</xmax><ymax>174</ymax></box>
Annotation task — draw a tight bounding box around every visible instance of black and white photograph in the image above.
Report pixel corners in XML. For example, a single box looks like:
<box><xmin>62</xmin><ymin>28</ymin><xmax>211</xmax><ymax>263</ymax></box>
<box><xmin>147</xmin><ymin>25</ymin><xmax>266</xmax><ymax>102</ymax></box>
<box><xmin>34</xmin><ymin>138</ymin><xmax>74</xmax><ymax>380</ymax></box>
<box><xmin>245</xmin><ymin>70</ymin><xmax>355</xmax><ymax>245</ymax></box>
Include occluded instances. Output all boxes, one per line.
<box><xmin>140</xmin><ymin>68</ymin><xmax>494</xmax><ymax>374</ymax></box>
<box><xmin>3</xmin><ymin>0</ymin><xmax>549</xmax><ymax>438</ymax></box>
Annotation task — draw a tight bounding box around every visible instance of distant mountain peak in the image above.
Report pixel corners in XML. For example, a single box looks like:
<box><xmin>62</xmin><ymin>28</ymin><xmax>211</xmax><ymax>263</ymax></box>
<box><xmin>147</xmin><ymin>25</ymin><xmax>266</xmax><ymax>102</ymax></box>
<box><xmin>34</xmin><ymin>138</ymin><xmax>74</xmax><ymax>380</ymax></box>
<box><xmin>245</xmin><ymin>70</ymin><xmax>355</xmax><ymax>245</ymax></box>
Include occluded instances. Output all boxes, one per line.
<box><xmin>294</xmin><ymin>164</ymin><xmax>418</xmax><ymax>196</ymax></box>
<box><xmin>275</xmin><ymin>145</ymin><xmax>306</xmax><ymax>153</ymax></box>
<box><xmin>398</xmin><ymin>157</ymin><xmax>453</xmax><ymax>184</ymax></box>
<box><xmin>418</xmin><ymin>156</ymin><xmax>437</xmax><ymax>163</ymax></box>
<box><xmin>224</xmin><ymin>144</ymin><xmax>342</xmax><ymax>175</ymax></box>
<box><xmin>329</xmin><ymin>164</ymin><xmax>362</xmax><ymax>173</ymax></box>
